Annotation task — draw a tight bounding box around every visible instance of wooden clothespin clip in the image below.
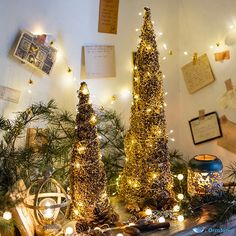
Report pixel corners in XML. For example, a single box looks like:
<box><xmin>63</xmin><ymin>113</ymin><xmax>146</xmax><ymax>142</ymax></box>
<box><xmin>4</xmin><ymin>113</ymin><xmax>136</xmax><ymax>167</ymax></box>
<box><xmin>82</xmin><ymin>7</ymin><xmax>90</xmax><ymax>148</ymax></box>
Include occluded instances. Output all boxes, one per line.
<box><xmin>36</xmin><ymin>34</ymin><xmax>47</xmax><ymax>44</ymax></box>
<box><xmin>221</xmin><ymin>115</ymin><xmax>228</xmax><ymax>123</ymax></box>
<box><xmin>225</xmin><ymin>78</ymin><xmax>233</xmax><ymax>91</ymax></box>
<box><xmin>199</xmin><ymin>109</ymin><xmax>205</xmax><ymax>120</ymax></box>
<box><xmin>192</xmin><ymin>52</ymin><xmax>198</xmax><ymax>65</ymax></box>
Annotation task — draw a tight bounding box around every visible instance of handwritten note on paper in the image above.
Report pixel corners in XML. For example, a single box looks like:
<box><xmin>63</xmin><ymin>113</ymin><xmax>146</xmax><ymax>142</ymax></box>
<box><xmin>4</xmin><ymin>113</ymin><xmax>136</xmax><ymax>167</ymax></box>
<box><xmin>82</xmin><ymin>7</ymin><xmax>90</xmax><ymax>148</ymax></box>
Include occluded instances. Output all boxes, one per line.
<box><xmin>189</xmin><ymin>112</ymin><xmax>222</xmax><ymax>145</ymax></box>
<box><xmin>98</xmin><ymin>0</ymin><xmax>119</xmax><ymax>34</ymax></box>
<box><xmin>181</xmin><ymin>54</ymin><xmax>215</xmax><ymax>94</ymax></box>
<box><xmin>84</xmin><ymin>45</ymin><xmax>116</xmax><ymax>79</ymax></box>
<box><xmin>0</xmin><ymin>85</ymin><xmax>21</xmax><ymax>103</ymax></box>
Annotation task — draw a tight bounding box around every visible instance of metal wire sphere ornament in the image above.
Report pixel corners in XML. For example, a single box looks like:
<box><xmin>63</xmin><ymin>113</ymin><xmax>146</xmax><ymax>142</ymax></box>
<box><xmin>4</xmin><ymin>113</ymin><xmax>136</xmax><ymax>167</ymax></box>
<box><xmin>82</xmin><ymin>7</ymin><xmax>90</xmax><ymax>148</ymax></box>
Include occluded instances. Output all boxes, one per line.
<box><xmin>24</xmin><ymin>176</ymin><xmax>71</xmax><ymax>233</ymax></box>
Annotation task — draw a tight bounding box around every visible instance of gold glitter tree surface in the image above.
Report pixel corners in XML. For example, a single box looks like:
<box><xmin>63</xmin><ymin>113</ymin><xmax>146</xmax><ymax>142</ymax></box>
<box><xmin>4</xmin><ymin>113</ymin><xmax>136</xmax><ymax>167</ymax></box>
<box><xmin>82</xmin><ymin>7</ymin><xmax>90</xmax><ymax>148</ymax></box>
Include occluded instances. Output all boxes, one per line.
<box><xmin>70</xmin><ymin>82</ymin><xmax>116</xmax><ymax>226</ymax></box>
<box><xmin>119</xmin><ymin>7</ymin><xmax>174</xmax><ymax>211</ymax></box>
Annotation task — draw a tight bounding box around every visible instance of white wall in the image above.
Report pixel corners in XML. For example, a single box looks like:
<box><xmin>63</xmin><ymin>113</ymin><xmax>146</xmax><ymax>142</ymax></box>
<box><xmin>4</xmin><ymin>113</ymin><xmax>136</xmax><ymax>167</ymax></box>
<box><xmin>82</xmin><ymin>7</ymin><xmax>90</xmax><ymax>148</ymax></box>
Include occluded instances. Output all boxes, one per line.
<box><xmin>0</xmin><ymin>0</ymin><xmax>180</xmax><ymax>148</ymax></box>
<box><xmin>1</xmin><ymin>0</ymin><xmax>235</xmax><ymax>167</ymax></box>
<box><xmin>179</xmin><ymin>0</ymin><xmax>236</xmax><ymax>168</ymax></box>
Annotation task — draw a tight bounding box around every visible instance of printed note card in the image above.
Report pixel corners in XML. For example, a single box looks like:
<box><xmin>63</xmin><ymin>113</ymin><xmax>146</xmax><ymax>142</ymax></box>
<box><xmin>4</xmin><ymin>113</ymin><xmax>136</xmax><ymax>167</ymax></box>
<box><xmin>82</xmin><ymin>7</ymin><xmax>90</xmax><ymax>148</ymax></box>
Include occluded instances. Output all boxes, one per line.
<box><xmin>181</xmin><ymin>54</ymin><xmax>215</xmax><ymax>94</ymax></box>
<box><xmin>84</xmin><ymin>45</ymin><xmax>116</xmax><ymax>79</ymax></box>
<box><xmin>0</xmin><ymin>85</ymin><xmax>21</xmax><ymax>103</ymax></box>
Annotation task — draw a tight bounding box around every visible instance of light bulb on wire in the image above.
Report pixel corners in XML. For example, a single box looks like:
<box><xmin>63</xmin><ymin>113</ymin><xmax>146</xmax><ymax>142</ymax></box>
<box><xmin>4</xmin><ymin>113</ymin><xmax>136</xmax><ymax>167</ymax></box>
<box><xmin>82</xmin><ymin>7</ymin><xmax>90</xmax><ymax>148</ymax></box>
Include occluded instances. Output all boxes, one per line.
<box><xmin>65</xmin><ymin>226</ymin><xmax>74</xmax><ymax>235</ymax></box>
<box><xmin>177</xmin><ymin>174</ymin><xmax>184</xmax><ymax>180</ymax></box>
<box><xmin>158</xmin><ymin>216</ymin><xmax>165</xmax><ymax>223</ymax></box>
<box><xmin>177</xmin><ymin>193</ymin><xmax>184</xmax><ymax>200</ymax></box>
<box><xmin>3</xmin><ymin>211</ymin><xmax>12</xmax><ymax>221</ymax></box>
<box><xmin>178</xmin><ymin>215</ymin><xmax>184</xmax><ymax>222</ymax></box>
<box><xmin>145</xmin><ymin>208</ymin><xmax>152</xmax><ymax>216</ymax></box>
<box><xmin>173</xmin><ymin>205</ymin><xmax>180</xmax><ymax>212</ymax></box>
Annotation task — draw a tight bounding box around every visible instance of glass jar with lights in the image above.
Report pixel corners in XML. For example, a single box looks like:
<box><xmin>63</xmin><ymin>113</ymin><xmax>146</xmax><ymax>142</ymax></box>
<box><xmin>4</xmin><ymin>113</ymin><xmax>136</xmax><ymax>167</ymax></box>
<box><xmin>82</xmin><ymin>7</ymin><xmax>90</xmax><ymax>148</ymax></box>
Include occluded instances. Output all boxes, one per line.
<box><xmin>24</xmin><ymin>175</ymin><xmax>70</xmax><ymax>235</ymax></box>
<box><xmin>187</xmin><ymin>154</ymin><xmax>223</xmax><ymax>196</ymax></box>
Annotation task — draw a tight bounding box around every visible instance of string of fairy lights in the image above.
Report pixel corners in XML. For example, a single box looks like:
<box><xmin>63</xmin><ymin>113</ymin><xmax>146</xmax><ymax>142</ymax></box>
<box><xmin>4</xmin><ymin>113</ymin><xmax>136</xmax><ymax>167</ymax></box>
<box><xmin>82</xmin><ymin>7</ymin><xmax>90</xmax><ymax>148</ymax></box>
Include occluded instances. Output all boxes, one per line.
<box><xmin>25</xmin><ymin>11</ymin><xmax>235</xmax><ymax>108</ymax></box>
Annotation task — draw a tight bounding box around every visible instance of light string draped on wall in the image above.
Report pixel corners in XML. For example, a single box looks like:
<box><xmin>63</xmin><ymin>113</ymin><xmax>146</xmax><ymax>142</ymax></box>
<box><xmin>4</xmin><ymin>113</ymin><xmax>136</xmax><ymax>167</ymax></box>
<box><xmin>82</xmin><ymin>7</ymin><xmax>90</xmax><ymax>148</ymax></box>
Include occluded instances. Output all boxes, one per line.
<box><xmin>178</xmin><ymin>0</ymin><xmax>236</xmax><ymax>58</ymax></box>
<box><xmin>136</xmin><ymin>4</ymin><xmax>236</xmax><ymax>63</ymax></box>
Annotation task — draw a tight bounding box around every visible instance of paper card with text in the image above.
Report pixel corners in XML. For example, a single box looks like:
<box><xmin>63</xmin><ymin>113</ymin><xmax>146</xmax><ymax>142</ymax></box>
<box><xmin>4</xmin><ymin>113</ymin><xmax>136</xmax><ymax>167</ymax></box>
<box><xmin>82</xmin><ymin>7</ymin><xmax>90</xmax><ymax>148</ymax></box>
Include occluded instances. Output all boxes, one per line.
<box><xmin>181</xmin><ymin>54</ymin><xmax>215</xmax><ymax>94</ymax></box>
<box><xmin>0</xmin><ymin>85</ymin><xmax>21</xmax><ymax>103</ymax></box>
<box><xmin>84</xmin><ymin>45</ymin><xmax>116</xmax><ymax>79</ymax></box>
<box><xmin>98</xmin><ymin>0</ymin><xmax>119</xmax><ymax>34</ymax></box>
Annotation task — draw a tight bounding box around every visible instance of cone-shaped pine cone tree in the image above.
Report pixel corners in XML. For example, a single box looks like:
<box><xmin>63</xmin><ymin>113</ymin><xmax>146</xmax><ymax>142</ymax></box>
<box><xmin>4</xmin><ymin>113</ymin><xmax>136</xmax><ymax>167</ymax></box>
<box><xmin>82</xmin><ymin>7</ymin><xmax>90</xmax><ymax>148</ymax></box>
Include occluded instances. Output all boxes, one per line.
<box><xmin>119</xmin><ymin>7</ymin><xmax>174</xmax><ymax>211</ymax></box>
<box><xmin>70</xmin><ymin>82</ymin><xmax>117</xmax><ymax>227</ymax></box>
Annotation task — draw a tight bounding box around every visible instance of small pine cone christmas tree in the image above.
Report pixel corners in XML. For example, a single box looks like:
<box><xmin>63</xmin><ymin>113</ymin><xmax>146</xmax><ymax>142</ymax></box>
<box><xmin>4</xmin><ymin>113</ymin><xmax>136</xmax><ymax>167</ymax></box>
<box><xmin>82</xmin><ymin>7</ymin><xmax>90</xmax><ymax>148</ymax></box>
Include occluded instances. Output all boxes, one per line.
<box><xmin>70</xmin><ymin>82</ymin><xmax>118</xmax><ymax>227</ymax></box>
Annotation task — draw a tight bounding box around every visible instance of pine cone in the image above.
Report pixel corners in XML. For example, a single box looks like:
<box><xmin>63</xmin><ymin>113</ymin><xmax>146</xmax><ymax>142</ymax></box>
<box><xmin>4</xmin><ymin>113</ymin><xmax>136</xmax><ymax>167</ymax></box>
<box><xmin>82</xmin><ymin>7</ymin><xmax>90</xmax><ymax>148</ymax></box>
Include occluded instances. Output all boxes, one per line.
<box><xmin>109</xmin><ymin>212</ymin><xmax>119</xmax><ymax>224</ymax></box>
<box><xmin>76</xmin><ymin>220</ymin><xmax>90</xmax><ymax>233</ymax></box>
<box><xmin>89</xmin><ymin>204</ymin><xmax>111</xmax><ymax>226</ymax></box>
<box><xmin>126</xmin><ymin>203</ymin><xmax>140</xmax><ymax>213</ymax></box>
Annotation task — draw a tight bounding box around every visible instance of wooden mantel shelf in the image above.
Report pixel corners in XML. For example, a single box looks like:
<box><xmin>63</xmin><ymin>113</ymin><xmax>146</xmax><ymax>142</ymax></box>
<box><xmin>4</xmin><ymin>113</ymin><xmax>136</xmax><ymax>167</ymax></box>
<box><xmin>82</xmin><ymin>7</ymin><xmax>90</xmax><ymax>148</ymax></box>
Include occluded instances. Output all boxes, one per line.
<box><xmin>110</xmin><ymin>197</ymin><xmax>236</xmax><ymax>236</ymax></box>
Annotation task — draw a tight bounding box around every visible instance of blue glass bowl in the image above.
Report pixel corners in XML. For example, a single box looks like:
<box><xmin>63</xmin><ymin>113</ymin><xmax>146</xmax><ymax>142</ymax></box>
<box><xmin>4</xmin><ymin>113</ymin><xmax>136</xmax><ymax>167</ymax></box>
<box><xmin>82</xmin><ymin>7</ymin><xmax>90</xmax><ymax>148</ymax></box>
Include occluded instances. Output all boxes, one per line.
<box><xmin>189</xmin><ymin>154</ymin><xmax>223</xmax><ymax>172</ymax></box>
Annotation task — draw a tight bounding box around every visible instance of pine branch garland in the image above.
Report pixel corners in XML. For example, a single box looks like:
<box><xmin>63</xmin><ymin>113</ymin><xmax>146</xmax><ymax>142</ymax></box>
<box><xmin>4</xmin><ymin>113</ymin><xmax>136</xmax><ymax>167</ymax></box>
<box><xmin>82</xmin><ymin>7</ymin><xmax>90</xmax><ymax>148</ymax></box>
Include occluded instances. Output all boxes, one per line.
<box><xmin>0</xmin><ymin>99</ymin><xmax>125</xmax><ymax>207</ymax></box>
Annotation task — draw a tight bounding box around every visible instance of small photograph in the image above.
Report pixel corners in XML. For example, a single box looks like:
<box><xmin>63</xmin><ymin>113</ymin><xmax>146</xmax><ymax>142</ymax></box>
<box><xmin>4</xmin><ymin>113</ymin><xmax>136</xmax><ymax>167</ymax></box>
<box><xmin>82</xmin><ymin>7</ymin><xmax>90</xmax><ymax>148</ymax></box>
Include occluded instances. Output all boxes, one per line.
<box><xmin>26</xmin><ymin>54</ymin><xmax>36</xmax><ymax>64</ymax></box>
<box><xmin>13</xmin><ymin>30</ymin><xmax>57</xmax><ymax>75</ymax></box>
<box><xmin>36</xmin><ymin>50</ymin><xmax>46</xmax><ymax>61</ymax></box>
<box><xmin>19</xmin><ymin>38</ymin><xmax>31</xmax><ymax>51</ymax></box>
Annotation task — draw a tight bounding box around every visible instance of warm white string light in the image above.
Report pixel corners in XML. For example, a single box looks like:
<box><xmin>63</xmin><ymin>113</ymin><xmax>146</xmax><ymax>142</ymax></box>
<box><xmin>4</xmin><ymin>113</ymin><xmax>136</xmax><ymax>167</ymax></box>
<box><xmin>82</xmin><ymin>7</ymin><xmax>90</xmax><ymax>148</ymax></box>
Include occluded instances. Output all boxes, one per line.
<box><xmin>3</xmin><ymin>211</ymin><xmax>12</xmax><ymax>221</ymax></box>
<box><xmin>145</xmin><ymin>208</ymin><xmax>153</xmax><ymax>216</ymax></box>
<box><xmin>177</xmin><ymin>215</ymin><xmax>184</xmax><ymax>222</ymax></box>
<box><xmin>65</xmin><ymin>226</ymin><xmax>74</xmax><ymax>235</ymax></box>
<box><xmin>177</xmin><ymin>193</ymin><xmax>184</xmax><ymax>200</ymax></box>
<box><xmin>163</xmin><ymin>43</ymin><xmax>168</xmax><ymax>50</ymax></box>
<box><xmin>158</xmin><ymin>216</ymin><xmax>166</xmax><ymax>223</ymax></box>
<box><xmin>177</xmin><ymin>174</ymin><xmax>184</xmax><ymax>180</ymax></box>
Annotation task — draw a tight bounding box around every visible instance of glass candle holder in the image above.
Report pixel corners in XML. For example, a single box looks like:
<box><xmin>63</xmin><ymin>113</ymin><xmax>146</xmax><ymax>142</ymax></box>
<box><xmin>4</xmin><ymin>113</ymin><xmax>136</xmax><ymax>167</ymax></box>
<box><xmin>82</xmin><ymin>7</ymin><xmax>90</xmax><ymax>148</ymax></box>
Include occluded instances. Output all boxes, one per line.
<box><xmin>187</xmin><ymin>154</ymin><xmax>223</xmax><ymax>196</ymax></box>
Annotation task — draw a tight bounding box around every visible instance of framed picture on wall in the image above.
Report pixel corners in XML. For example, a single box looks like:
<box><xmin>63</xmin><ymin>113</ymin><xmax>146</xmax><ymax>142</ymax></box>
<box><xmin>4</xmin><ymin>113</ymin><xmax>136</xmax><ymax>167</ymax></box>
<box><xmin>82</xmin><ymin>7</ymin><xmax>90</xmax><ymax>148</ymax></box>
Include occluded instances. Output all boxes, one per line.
<box><xmin>189</xmin><ymin>112</ymin><xmax>222</xmax><ymax>145</ymax></box>
<box><xmin>13</xmin><ymin>30</ymin><xmax>57</xmax><ymax>75</ymax></box>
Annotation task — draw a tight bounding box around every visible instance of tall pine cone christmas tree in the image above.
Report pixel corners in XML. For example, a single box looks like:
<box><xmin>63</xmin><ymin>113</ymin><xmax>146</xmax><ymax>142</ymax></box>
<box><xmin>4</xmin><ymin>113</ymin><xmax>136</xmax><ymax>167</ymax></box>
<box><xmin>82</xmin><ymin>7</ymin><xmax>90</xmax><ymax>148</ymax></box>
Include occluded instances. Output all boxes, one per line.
<box><xmin>119</xmin><ymin>7</ymin><xmax>174</xmax><ymax>211</ymax></box>
<box><xmin>70</xmin><ymin>82</ymin><xmax>117</xmax><ymax>227</ymax></box>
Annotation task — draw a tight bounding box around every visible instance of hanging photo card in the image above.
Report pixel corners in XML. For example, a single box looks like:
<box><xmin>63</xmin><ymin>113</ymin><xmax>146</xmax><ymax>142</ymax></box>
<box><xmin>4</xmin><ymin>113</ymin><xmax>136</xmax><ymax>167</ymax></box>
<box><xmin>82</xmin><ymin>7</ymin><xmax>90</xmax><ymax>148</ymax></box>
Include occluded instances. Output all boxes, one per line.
<box><xmin>0</xmin><ymin>85</ymin><xmax>21</xmax><ymax>103</ymax></box>
<box><xmin>217</xmin><ymin>115</ymin><xmax>236</xmax><ymax>154</ymax></box>
<box><xmin>13</xmin><ymin>30</ymin><xmax>57</xmax><ymax>75</ymax></box>
<box><xmin>98</xmin><ymin>0</ymin><xmax>119</xmax><ymax>34</ymax></box>
<box><xmin>218</xmin><ymin>79</ymin><xmax>236</xmax><ymax>109</ymax></box>
<box><xmin>26</xmin><ymin>128</ymin><xmax>48</xmax><ymax>152</ymax></box>
<box><xmin>189</xmin><ymin>112</ymin><xmax>222</xmax><ymax>145</ymax></box>
<box><xmin>214</xmin><ymin>50</ymin><xmax>230</xmax><ymax>62</ymax></box>
<box><xmin>84</xmin><ymin>45</ymin><xmax>116</xmax><ymax>79</ymax></box>
<box><xmin>181</xmin><ymin>54</ymin><xmax>215</xmax><ymax>94</ymax></box>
